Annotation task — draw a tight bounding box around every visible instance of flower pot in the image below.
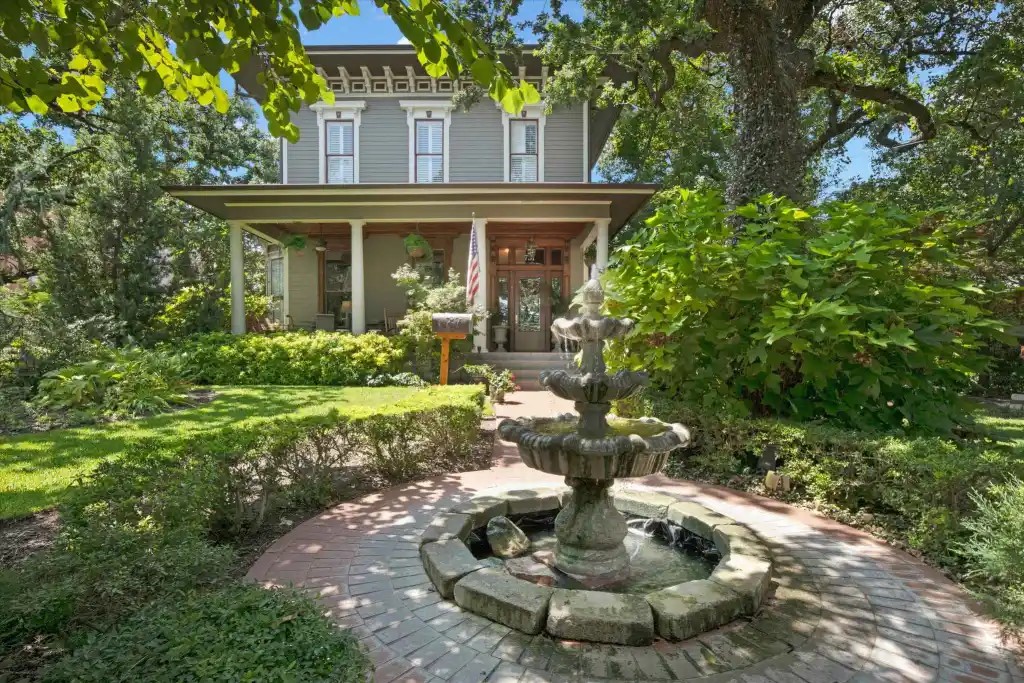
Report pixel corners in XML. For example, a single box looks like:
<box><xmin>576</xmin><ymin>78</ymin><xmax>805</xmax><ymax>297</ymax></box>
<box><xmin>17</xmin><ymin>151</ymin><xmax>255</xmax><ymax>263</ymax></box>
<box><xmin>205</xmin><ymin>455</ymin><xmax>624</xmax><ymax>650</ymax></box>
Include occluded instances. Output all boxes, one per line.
<box><xmin>492</xmin><ymin>324</ymin><xmax>509</xmax><ymax>352</ymax></box>
<box><xmin>490</xmin><ymin>389</ymin><xmax>506</xmax><ymax>404</ymax></box>
<box><xmin>407</xmin><ymin>246</ymin><xmax>427</xmax><ymax>259</ymax></box>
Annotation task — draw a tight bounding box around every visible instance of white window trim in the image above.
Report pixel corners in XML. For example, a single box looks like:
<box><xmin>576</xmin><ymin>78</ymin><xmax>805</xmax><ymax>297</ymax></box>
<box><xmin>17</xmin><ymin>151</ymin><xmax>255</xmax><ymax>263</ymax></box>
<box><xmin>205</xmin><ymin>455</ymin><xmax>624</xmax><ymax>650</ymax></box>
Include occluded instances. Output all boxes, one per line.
<box><xmin>500</xmin><ymin>102</ymin><xmax>546</xmax><ymax>182</ymax></box>
<box><xmin>400</xmin><ymin>99</ymin><xmax>453</xmax><ymax>183</ymax></box>
<box><xmin>311</xmin><ymin>100</ymin><xmax>366</xmax><ymax>184</ymax></box>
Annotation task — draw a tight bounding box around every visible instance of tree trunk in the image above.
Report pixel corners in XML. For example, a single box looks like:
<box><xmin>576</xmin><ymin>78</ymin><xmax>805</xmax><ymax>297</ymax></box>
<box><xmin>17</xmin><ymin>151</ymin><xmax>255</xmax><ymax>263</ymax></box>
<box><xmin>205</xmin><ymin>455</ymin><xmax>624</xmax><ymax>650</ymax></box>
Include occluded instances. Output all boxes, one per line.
<box><xmin>722</xmin><ymin>11</ymin><xmax>805</xmax><ymax>207</ymax></box>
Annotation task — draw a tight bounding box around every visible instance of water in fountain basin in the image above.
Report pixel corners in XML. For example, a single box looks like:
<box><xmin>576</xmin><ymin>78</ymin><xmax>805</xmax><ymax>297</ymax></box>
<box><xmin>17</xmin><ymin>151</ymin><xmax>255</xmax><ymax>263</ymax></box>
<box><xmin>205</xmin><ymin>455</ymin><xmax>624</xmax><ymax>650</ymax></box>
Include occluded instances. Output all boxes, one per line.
<box><xmin>525</xmin><ymin>526</ymin><xmax>715</xmax><ymax>594</ymax></box>
<box><xmin>532</xmin><ymin>416</ymin><xmax>668</xmax><ymax>438</ymax></box>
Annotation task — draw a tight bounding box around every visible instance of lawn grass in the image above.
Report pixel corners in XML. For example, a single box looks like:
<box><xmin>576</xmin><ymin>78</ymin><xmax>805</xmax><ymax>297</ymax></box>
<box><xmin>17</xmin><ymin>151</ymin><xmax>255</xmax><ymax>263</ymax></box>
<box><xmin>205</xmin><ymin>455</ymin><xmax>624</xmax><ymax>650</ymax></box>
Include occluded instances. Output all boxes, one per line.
<box><xmin>976</xmin><ymin>410</ymin><xmax>1024</xmax><ymax>450</ymax></box>
<box><xmin>0</xmin><ymin>386</ymin><xmax>419</xmax><ymax>520</ymax></box>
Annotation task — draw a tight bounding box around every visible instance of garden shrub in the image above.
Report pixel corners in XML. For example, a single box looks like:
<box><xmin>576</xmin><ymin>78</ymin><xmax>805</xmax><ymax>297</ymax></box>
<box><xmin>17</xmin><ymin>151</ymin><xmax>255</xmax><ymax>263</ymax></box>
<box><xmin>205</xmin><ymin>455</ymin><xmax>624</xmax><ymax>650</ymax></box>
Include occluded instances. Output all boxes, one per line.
<box><xmin>177</xmin><ymin>330</ymin><xmax>404</xmax><ymax>386</ymax></box>
<box><xmin>36</xmin><ymin>347</ymin><xmax>192</xmax><ymax>418</ymax></box>
<box><xmin>153</xmin><ymin>284</ymin><xmax>272</xmax><ymax>340</ymax></box>
<box><xmin>958</xmin><ymin>477</ymin><xmax>1024</xmax><ymax>633</ymax></box>
<box><xmin>43</xmin><ymin>584</ymin><xmax>368</xmax><ymax>683</ymax></box>
<box><xmin>607</xmin><ymin>190</ymin><xmax>1009</xmax><ymax>434</ymax></box>
<box><xmin>391</xmin><ymin>264</ymin><xmax>477</xmax><ymax>381</ymax></box>
<box><xmin>66</xmin><ymin>385</ymin><xmax>486</xmax><ymax>540</ymax></box>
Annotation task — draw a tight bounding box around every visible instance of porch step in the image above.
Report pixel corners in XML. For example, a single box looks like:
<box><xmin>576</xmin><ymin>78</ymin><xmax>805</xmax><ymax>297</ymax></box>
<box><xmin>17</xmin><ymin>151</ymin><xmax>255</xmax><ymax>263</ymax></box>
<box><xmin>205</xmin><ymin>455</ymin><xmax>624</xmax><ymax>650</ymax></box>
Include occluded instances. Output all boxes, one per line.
<box><xmin>465</xmin><ymin>352</ymin><xmax>575</xmax><ymax>391</ymax></box>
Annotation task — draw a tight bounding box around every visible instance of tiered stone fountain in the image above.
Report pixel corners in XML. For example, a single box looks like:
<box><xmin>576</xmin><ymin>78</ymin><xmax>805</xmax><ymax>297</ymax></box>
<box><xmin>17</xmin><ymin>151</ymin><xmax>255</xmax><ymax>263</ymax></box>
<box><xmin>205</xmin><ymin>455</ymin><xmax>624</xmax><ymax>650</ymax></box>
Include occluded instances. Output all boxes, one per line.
<box><xmin>418</xmin><ymin>271</ymin><xmax>773</xmax><ymax>646</ymax></box>
<box><xmin>497</xmin><ymin>270</ymin><xmax>690</xmax><ymax>586</ymax></box>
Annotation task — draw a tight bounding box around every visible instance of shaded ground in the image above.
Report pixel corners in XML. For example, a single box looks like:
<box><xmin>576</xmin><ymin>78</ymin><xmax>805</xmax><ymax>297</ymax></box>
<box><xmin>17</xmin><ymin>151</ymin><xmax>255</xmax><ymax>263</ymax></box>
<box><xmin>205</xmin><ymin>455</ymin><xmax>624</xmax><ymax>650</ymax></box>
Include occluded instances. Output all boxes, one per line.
<box><xmin>0</xmin><ymin>386</ymin><xmax>420</xmax><ymax>520</ymax></box>
<box><xmin>0</xmin><ymin>509</ymin><xmax>60</xmax><ymax>569</ymax></box>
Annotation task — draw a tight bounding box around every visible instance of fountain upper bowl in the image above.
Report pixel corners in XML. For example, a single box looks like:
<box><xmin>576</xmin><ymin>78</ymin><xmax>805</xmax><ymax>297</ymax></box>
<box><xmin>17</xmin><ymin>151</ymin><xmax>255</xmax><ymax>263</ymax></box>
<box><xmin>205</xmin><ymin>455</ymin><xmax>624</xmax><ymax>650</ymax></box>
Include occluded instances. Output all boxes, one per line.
<box><xmin>551</xmin><ymin>316</ymin><xmax>635</xmax><ymax>343</ymax></box>
<box><xmin>541</xmin><ymin>369</ymin><xmax>649</xmax><ymax>404</ymax></box>
<box><xmin>497</xmin><ymin>413</ymin><xmax>690</xmax><ymax>479</ymax></box>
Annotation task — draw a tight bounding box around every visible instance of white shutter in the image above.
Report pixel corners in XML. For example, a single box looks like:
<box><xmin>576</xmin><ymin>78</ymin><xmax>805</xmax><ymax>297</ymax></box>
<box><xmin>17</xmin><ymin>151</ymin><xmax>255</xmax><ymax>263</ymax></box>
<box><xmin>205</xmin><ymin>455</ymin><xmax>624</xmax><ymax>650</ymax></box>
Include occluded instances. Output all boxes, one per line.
<box><xmin>327</xmin><ymin>121</ymin><xmax>353</xmax><ymax>155</ymax></box>
<box><xmin>416</xmin><ymin>120</ymin><xmax>442</xmax><ymax>154</ymax></box>
<box><xmin>511</xmin><ymin>120</ymin><xmax>537</xmax><ymax>154</ymax></box>
<box><xmin>511</xmin><ymin>155</ymin><xmax>538</xmax><ymax>182</ymax></box>
<box><xmin>327</xmin><ymin>156</ymin><xmax>354</xmax><ymax>183</ymax></box>
<box><xmin>416</xmin><ymin>155</ymin><xmax>443</xmax><ymax>183</ymax></box>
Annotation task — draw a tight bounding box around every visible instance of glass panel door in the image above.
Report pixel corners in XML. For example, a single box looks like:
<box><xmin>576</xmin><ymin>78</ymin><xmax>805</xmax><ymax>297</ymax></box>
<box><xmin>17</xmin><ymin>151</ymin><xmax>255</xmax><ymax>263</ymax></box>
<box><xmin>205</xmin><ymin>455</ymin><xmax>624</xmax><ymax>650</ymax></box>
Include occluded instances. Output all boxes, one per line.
<box><xmin>513</xmin><ymin>273</ymin><xmax>547</xmax><ymax>351</ymax></box>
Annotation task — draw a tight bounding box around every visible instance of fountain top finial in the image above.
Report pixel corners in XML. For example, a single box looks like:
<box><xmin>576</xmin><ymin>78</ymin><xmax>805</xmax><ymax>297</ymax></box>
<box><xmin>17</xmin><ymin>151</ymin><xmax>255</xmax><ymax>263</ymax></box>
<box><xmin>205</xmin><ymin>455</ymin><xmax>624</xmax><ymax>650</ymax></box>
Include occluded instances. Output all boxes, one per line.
<box><xmin>580</xmin><ymin>266</ymin><xmax>604</xmax><ymax>317</ymax></box>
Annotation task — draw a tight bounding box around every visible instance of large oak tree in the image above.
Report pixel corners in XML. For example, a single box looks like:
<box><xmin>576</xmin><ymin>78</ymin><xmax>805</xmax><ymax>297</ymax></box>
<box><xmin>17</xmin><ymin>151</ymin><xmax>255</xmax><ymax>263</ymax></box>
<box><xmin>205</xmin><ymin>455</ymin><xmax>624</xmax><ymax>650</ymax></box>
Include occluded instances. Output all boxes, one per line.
<box><xmin>460</xmin><ymin>0</ymin><xmax>1013</xmax><ymax>206</ymax></box>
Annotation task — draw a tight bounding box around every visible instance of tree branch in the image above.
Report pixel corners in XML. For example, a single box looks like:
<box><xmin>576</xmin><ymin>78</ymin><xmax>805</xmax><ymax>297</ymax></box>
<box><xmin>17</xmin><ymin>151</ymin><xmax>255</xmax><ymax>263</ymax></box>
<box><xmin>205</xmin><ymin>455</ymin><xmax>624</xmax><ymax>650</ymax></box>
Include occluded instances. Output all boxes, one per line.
<box><xmin>808</xmin><ymin>102</ymin><xmax>867</xmax><ymax>156</ymax></box>
<box><xmin>806</xmin><ymin>69</ymin><xmax>937</xmax><ymax>151</ymax></box>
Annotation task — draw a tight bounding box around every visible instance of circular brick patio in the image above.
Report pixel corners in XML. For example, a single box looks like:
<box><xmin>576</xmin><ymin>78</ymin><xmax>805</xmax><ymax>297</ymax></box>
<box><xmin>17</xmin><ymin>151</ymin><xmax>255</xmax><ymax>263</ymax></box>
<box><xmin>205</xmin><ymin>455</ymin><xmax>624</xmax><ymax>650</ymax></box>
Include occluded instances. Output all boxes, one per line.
<box><xmin>247</xmin><ymin>392</ymin><xmax>1023</xmax><ymax>683</ymax></box>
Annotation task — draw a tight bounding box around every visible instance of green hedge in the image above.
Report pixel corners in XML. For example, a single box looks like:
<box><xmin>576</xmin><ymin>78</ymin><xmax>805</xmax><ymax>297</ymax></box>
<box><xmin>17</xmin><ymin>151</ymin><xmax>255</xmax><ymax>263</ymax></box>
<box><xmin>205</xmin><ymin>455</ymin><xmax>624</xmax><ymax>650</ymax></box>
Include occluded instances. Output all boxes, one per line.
<box><xmin>174</xmin><ymin>331</ymin><xmax>406</xmax><ymax>386</ymax></box>
<box><xmin>0</xmin><ymin>385</ymin><xmax>484</xmax><ymax>676</ymax></box>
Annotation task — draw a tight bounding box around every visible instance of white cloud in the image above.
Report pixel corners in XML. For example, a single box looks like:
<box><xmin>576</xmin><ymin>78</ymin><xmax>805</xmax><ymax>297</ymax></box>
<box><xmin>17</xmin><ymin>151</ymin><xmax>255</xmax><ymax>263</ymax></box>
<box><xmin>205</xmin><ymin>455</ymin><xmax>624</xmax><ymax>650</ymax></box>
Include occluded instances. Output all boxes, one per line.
<box><xmin>396</xmin><ymin>36</ymin><xmax>411</xmax><ymax>45</ymax></box>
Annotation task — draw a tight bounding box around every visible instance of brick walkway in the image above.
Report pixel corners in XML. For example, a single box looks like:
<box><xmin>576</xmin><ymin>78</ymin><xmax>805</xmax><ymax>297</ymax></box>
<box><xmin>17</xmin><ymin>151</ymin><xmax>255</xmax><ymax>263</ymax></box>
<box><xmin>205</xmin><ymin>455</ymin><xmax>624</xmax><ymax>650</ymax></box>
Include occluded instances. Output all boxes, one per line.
<box><xmin>247</xmin><ymin>391</ymin><xmax>1023</xmax><ymax>683</ymax></box>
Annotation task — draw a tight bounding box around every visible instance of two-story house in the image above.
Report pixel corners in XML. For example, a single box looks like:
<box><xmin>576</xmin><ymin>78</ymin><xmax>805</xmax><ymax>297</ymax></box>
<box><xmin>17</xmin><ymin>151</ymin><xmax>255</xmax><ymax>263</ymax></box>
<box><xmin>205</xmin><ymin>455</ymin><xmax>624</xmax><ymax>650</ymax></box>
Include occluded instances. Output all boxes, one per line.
<box><xmin>166</xmin><ymin>45</ymin><xmax>656</xmax><ymax>354</ymax></box>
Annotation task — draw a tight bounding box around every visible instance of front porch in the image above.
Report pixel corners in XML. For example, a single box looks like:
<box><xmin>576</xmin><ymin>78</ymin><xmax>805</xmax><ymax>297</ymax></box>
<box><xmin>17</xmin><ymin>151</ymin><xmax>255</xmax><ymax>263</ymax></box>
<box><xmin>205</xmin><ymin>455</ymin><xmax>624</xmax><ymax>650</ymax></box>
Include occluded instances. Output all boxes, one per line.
<box><xmin>167</xmin><ymin>183</ymin><xmax>657</xmax><ymax>352</ymax></box>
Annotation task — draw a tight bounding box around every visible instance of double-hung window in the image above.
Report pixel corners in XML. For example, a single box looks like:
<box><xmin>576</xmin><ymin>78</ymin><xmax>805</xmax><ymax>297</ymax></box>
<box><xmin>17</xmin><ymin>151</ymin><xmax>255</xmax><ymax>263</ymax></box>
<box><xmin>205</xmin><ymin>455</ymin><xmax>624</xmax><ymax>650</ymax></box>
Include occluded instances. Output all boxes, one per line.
<box><xmin>510</xmin><ymin>119</ymin><xmax>539</xmax><ymax>182</ymax></box>
<box><xmin>415</xmin><ymin>119</ymin><xmax>444</xmax><ymax>183</ymax></box>
<box><xmin>325</xmin><ymin>120</ymin><xmax>355</xmax><ymax>183</ymax></box>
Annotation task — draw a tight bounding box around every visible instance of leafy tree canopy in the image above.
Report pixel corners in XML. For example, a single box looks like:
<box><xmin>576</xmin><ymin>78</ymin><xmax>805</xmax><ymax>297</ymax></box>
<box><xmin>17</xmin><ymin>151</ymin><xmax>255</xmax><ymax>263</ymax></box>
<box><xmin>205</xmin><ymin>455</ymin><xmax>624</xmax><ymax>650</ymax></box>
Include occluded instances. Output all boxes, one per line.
<box><xmin>458</xmin><ymin>1</ymin><xmax>1018</xmax><ymax>205</ymax></box>
<box><xmin>0</xmin><ymin>0</ymin><xmax>539</xmax><ymax>140</ymax></box>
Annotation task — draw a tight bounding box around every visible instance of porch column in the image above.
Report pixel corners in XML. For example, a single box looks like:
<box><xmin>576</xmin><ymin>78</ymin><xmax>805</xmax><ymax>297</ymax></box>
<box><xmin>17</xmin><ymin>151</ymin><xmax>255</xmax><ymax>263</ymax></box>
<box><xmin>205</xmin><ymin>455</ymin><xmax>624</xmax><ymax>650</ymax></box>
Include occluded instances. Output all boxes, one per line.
<box><xmin>595</xmin><ymin>218</ymin><xmax>610</xmax><ymax>273</ymax></box>
<box><xmin>473</xmin><ymin>216</ymin><xmax>488</xmax><ymax>352</ymax></box>
<box><xmin>350</xmin><ymin>220</ymin><xmax>366</xmax><ymax>334</ymax></box>
<box><xmin>229</xmin><ymin>222</ymin><xmax>245</xmax><ymax>335</ymax></box>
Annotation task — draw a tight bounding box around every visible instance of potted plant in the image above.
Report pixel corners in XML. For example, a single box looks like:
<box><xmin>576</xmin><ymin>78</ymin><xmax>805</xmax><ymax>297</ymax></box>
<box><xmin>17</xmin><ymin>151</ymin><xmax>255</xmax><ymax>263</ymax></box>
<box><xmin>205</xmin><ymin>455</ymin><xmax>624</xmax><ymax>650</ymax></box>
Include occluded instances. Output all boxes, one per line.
<box><xmin>463</xmin><ymin>363</ymin><xmax>519</xmax><ymax>403</ymax></box>
<box><xmin>403</xmin><ymin>234</ymin><xmax>431</xmax><ymax>260</ymax></box>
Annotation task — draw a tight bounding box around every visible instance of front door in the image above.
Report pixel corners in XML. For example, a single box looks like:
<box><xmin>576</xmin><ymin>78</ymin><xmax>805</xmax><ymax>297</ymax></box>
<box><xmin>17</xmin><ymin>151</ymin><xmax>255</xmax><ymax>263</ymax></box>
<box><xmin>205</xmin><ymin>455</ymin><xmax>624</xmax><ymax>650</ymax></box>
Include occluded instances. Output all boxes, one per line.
<box><xmin>512</xmin><ymin>272</ymin><xmax>549</xmax><ymax>352</ymax></box>
<box><xmin>492</xmin><ymin>238</ymin><xmax>570</xmax><ymax>352</ymax></box>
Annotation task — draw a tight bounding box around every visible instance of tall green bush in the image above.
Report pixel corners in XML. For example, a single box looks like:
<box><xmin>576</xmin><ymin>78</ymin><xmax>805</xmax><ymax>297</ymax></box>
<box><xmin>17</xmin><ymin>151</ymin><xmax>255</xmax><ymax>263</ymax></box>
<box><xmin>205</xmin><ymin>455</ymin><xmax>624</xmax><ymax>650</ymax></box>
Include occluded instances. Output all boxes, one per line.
<box><xmin>176</xmin><ymin>331</ymin><xmax>405</xmax><ymax>386</ymax></box>
<box><xmin>607</xmin><ymin>190</ymin><xmax>1009</xmax><ymax>434</ymax></box>
<box><xmin>152</xmin><ymin>284</ymin><xmax>271</xmax><ymax>339</ymax></box>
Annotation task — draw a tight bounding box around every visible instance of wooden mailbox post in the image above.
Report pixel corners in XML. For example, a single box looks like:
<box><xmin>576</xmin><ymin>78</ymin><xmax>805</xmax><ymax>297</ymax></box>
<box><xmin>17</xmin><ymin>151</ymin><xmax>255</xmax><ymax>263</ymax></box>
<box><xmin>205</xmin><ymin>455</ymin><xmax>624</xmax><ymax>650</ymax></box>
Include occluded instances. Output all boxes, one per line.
<box><xmin>431</xmin><ymin>313</ymin><xmax>473</xmax><ymax>385</ymax></box>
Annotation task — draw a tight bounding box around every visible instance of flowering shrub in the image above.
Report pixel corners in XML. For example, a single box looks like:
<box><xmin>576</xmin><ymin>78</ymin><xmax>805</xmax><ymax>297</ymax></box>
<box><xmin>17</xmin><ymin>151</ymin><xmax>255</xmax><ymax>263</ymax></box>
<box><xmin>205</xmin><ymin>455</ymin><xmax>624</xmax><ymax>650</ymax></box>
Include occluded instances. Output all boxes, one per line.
<box><xmin>608</xmin><ymin>190</ymin><xmax>1009</xmax><ymax>434</ymax></box>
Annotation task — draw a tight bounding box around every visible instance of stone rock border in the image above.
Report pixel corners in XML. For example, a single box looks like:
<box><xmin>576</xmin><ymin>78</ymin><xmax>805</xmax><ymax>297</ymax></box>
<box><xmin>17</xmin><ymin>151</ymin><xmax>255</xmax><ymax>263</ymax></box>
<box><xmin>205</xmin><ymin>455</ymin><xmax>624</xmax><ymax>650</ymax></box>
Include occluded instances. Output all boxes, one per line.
<box><xmin>418</xmin><ymin>486</ymin><xmax>773</xmax><ymax>646</ymax></box>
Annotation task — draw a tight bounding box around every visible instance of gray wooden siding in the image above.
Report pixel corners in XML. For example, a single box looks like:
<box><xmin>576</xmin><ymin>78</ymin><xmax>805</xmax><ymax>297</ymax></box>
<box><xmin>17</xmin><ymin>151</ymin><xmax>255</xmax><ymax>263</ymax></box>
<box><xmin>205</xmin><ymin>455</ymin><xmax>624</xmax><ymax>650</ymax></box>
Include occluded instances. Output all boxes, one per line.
<box><xmin>285</xmin><ymin>105</ymin><xmax>319</xmax><ymax>183</ymax></box>
<box><xmin>450</xmin><ymin>102</ymin><xmax>504</xmax><ymax>181</ymax></box>
<box><xmin>545</xmin><ymin>102</ymin><xmax>585</xmax><ymax>182</ymax></box>
<box><xmin>360</xmin><ymin>97</ymin><xmax>409</xmax><ymax>183</ymax></box>
<box><xmin>284</xmin><ymin>97</ymin><xmax>587</xmax><ymax>185</ymax></box>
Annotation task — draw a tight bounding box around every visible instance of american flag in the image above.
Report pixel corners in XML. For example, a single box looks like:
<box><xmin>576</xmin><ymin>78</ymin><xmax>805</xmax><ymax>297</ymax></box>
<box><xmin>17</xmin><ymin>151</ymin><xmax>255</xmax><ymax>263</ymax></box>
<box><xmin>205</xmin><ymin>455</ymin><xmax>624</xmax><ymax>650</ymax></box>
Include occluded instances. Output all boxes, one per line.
<box><xmin>466</xmin><ymin>221</ymin><xmax>481</xmax><ymax>305</ymax></box>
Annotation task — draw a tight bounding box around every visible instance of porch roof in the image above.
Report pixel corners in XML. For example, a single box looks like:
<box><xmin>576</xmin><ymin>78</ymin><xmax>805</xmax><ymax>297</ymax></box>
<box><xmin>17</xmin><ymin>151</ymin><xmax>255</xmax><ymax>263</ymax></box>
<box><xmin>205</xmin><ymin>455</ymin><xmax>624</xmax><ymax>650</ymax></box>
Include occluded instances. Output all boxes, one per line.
<box><xmin>164</xmin><ymin>182</ymin><xmax>659</xmax><ymax>234</ymax></box>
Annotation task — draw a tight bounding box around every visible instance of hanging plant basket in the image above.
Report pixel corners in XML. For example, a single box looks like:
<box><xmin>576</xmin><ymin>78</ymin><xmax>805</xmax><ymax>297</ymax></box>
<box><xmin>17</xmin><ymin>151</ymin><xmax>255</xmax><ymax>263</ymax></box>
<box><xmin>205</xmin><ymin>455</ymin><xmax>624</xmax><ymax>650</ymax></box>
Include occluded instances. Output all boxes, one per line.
<box><xmin>404</xmin><ymin>234</ymin><xmax>431</xmax><ymax>260</ymax></box>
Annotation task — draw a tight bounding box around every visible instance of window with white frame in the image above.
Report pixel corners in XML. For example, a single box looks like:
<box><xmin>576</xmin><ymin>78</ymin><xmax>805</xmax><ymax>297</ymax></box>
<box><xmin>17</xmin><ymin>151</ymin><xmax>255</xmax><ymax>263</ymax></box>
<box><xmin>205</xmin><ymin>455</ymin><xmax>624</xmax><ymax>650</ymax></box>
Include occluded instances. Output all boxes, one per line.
<box><xmin>325</xmin><ymin>120</ymin><xmax>355</xmax><ymax>183</ymax></box>
<box><xmin>400</xmin><ymin>101</ymin><xmax>453</xmax><ymax>183</ymax></box>
<box><xmin>510</xmin><ymin>119</ymin><xmax>539</xmax><ymax>182</ymax></box>
<box><xmin>311</xmin><ymin>101</ymin><xmax>365</xmax><ymax>184</ymax></box>
<box><xmin>415</xmin><ymin>119</ymin><xmax>444</xmax><ymax>183</ymax></box>
<box><xmin>501</xmin><ymin>103</ymin><xmax>546</xmax><ymax>182</ymax></box>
